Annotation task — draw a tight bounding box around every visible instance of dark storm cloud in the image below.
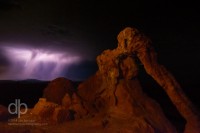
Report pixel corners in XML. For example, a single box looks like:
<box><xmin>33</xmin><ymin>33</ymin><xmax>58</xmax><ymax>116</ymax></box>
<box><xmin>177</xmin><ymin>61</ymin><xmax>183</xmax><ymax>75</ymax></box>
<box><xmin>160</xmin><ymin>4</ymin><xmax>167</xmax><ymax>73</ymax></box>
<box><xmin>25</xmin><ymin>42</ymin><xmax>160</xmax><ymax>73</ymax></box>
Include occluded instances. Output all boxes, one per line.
<box><xmin>0</xmin><ymin>0</ymin><xmax>97</xmax><ymax>58</ymax></box>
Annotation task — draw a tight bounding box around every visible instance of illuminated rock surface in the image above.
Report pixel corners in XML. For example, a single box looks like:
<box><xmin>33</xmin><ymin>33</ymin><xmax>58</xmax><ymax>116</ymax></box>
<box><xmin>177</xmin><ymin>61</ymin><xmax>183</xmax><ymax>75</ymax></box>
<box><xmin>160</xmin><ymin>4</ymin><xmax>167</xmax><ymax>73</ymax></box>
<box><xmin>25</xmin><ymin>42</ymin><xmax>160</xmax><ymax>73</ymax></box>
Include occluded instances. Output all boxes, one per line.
<box><xmin>32</xmin><ymin>98</ymin><xmax>74</xmax><ymax>122</ymax></box>
<box><xmin>117</xmin><ymin>27</ymin><xmax>200</xmax><ymax>133</ymax></box>
<box><xmin>78</xmin><ymin>42</ymin><xmax>176</xmax><ymax>132</ymax></box>
<box><xmin>78</xmin><ymin>27</ymin><xmax>200</xmax><ymax>132</ymax></box>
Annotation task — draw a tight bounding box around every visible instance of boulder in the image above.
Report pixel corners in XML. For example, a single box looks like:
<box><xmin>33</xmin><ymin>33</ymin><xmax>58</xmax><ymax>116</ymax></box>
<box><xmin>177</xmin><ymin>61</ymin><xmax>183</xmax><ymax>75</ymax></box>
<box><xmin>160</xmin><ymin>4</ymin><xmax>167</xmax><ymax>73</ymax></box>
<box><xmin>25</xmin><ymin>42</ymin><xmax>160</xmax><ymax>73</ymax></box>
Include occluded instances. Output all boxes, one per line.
<box><xmin>31</xmin><ymin>98</ymin><xmax>58</xmax><ymax>119</ymax></box>
<box><xmin>32</xmin><ymin>98</ymin><xmax>75</xmax><ymax>123</ymax></box>
<box><xmin>43</xmin><ymin>77</ymin><xmax>74</xmax><ymax>104</ymax></box>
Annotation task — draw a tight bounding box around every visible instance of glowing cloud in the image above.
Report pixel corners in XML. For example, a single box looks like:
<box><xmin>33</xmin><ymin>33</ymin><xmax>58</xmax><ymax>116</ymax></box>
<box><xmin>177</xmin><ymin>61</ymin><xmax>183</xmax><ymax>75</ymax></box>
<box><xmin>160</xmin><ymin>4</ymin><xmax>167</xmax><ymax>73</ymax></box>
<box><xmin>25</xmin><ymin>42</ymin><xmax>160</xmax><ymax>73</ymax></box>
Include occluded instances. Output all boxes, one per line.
<box><xmin>0</xmin><ymin>46</ymin><xmax>81</xmax><ymax>80</ymax></box>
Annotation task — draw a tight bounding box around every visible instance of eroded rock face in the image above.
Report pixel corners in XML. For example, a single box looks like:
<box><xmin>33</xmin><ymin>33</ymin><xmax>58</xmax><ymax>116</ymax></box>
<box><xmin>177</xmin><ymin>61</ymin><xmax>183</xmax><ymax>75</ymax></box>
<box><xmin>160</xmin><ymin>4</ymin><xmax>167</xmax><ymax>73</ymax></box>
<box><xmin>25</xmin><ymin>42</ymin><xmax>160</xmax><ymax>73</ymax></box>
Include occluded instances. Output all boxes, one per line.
<box><xmin>52</xmin><ymin>107</ymin><xmax>74</xmax><ymax>123</ymax></box>
<box><xmin>77</xmin><ymin>29</ymin><xmax>177</xmax><ymax>132</ymax></box>
<box><xmin>62</xmin><ymin>93</ymin><xmax>88</xmax><ymax>118</ymax></box>
<box><xmin>77</xmin><ymin>27</ymin><xmax>199</xmax><ymax>132</ymax></box>
<box><xmin>32</xmin><ymin>77</ymin><xmax>87</xmax><ymax>123</ymax></box>
<box><xmin>31</xmin><ymin>98</ymin><xmax>74</xmax><ymax>122</ymax></box>
<box><xmin>31</xmin><ymin>98</ymin><xmax>59</xmax><ymax>119</ymax></box>
<box><xmin>43</xmin><ymin>77</ymin><xmax>74</xmax><ymax>104</ymax></box>
<box><xmin>117</xmin><ymin>27</ymin><xmax>200</xmax><ymax>133</ymax></box>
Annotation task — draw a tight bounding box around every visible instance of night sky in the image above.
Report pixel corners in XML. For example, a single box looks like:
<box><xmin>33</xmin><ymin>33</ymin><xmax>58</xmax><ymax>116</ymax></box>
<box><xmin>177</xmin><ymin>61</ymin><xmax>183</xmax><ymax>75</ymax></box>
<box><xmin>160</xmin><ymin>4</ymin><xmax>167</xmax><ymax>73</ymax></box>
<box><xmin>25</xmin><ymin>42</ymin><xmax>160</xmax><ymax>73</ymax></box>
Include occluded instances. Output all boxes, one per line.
<box><xmin>0</xmin><ymin>0</ymin><xmax>200</xmax><ymax>82</ymax></box>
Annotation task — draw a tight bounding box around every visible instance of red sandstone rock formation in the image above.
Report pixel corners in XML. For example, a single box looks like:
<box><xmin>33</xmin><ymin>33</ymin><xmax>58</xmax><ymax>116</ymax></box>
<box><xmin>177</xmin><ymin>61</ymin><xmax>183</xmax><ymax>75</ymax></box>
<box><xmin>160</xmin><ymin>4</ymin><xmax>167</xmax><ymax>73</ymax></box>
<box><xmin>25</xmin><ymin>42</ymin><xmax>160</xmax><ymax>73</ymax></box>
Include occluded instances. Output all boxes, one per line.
<box><xmin>62</xmin><ymin>93</ymin><xmax>88</xmax><ymax>118</ymax></box>
<box><xmin>32</xmin><ymin>98</ymin><xmax>74</xmax><ymax>122</ymax></box>
<box><xmin>78</xmin><ymin>69</ymin><xmax>176</xmax><ymax>132</ymax></box>
<box><xmin>117</xmin><ymin>27</ymin><xmax>200</xmax><ymax>133</ymax></box>
<box><xmin>33</xmin><ymin>78</ymin><xmax>87</xmax><ymax>122</ymax></box>
<box><xmin>77</xmin><ymin>30</ymin><xmax>178</xmax><ymax>132</ymax></box>
<box><xmin>43</xmin><ymin>77</ymin><xmax>74</xmax><ymax>104</ymax></box>
<box><xmin>77</xmin><ymin>27</ymin><xmax>200</xmax><ymax>132</ymax></box>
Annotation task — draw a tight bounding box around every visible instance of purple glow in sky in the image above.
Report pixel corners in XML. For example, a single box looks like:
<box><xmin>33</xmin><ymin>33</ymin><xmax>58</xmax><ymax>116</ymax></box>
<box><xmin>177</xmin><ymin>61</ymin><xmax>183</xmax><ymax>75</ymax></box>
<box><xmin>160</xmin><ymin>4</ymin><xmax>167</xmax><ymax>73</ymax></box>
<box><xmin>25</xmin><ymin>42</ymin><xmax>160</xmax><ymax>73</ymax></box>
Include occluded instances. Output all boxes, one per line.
<box><xmin>0</xmin><ymin>46</ymin><xmax>81</xmax><ymax>80</ymax></box>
